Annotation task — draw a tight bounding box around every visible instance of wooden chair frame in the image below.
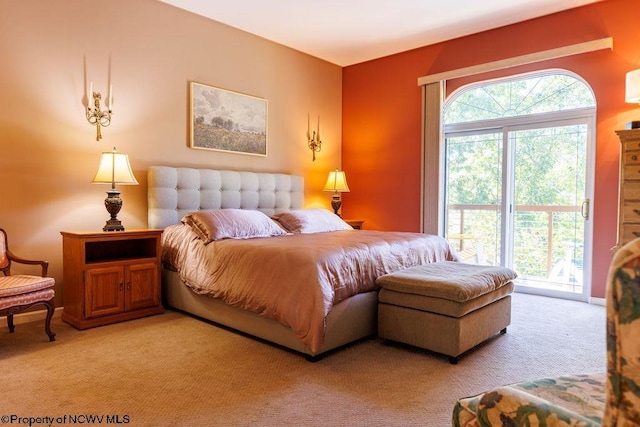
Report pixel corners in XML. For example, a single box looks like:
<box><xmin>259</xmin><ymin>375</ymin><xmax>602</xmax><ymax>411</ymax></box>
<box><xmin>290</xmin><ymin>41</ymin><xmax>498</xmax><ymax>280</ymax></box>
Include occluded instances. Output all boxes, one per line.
<box><xmin>0</xmin><ymin>228</ymin><xmax>56</xmax><ymax>341</ymax></box>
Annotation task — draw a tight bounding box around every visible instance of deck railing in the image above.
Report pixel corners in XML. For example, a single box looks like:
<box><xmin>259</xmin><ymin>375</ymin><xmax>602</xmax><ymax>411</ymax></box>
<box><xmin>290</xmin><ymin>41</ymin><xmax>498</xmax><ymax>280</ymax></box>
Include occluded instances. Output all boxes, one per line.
<box><xmin>446</xmin><ymin>203</ymin><xmax>583</xmax><ymax>288</ymax></box>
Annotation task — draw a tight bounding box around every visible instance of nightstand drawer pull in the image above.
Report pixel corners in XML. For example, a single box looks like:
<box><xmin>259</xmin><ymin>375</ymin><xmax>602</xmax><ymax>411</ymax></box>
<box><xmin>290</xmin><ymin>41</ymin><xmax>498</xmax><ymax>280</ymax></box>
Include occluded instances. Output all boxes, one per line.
<box><xmin>634</xmin><ymin>231</ymin><xmax>640</xmax><ymax>238</ymax></box>
<box><xmin>634</xmin><ymin>209</ymin><xmax>640</xmax><ymax>216</ymax></box>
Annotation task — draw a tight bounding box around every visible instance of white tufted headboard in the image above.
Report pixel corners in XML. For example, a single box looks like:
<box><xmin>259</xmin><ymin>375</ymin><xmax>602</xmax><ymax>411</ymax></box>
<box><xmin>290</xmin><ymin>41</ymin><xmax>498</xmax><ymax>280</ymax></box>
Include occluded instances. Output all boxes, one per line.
<box><xmin>147</xmin><ymin>166</ymin><xmax>304</xmax><ymax>229</ymax></box>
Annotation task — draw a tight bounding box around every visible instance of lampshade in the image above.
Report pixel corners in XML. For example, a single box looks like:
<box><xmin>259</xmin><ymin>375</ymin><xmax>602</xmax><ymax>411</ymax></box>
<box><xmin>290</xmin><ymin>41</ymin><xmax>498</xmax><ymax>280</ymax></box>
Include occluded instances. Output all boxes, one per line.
<box><xmin>323</xmin><ymin>170</ymin><xmax>350</xmax><ymax>193</ymax></box>
<box><xmin>626</xmin><ymin>69</ymin><xmax>640</xmax><ymax>104</ymax></box>
<box><xmin>92</xmin><ymin>148</ymin><xmax>139</xmax><ymax>187</ymax></box>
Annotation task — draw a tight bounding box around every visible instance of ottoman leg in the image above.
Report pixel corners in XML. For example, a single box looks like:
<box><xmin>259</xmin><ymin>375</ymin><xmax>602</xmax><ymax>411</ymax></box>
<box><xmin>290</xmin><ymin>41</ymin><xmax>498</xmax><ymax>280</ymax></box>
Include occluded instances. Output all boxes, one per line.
<box><xmin>7</xmin><ymin>313</ymin><xmax>15</xmax><ymax>333</ymax></box>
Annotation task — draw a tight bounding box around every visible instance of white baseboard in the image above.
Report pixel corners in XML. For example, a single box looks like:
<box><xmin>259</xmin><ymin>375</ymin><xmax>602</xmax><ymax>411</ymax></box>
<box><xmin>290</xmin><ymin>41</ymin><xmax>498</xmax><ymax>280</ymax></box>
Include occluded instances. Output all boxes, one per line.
<box><xmin>589</xmin><ymin>297</ymin><xmax>606</xmax><ymax>306</ymax></box>
<box><xmin>1</xmin><ymin>307</ymin><xmax>63</xmax><ymax>326</ymax></box>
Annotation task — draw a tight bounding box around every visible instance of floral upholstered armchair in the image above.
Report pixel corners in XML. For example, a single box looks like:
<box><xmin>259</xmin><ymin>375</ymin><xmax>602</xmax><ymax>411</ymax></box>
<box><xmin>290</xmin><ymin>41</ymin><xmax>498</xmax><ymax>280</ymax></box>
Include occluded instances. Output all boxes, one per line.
<box><xmin>452</xmin><ymin>238</ymin><xmax>640</xmax><ymax>426</ymax></box>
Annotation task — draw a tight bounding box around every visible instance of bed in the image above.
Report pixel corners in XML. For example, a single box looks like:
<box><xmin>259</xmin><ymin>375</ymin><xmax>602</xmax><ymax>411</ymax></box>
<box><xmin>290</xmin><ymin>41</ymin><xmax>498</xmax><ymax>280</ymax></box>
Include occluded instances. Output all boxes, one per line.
<box><xmin>148</xmin><ymin>166</ymin><xmax>459</xmax><ymax>359</ymax></box>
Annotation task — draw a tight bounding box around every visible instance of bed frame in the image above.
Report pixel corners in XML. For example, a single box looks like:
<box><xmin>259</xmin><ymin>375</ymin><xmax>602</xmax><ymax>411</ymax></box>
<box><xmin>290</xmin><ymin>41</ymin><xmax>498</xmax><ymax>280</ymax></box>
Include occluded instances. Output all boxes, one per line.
<box><xmin>147</xmin><ymin>166</ymin><xmax>378</xmax><ymax>359</ymax></box>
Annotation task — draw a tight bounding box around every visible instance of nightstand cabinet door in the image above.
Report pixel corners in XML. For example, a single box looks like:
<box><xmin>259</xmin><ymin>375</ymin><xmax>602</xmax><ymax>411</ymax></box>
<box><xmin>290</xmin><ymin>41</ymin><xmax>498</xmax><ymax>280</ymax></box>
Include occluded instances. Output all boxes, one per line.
<box><xmin>126</xmin><ymin>261</ymin><xmax>160</xmax><ymax>311</ymax></box>
<box><xmin>85</xmin><ymin>266</ymin><xmax>125</xmax><ymax>319</ymax></box>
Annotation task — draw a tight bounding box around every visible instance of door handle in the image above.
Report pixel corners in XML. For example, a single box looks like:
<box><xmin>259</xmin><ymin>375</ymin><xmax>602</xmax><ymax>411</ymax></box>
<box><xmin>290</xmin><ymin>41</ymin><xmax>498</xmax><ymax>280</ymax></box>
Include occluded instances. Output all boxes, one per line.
<box><xmin>581</xmin><ymin>199</ymin><xmax>590</xmax><ymax>220</ymax></box>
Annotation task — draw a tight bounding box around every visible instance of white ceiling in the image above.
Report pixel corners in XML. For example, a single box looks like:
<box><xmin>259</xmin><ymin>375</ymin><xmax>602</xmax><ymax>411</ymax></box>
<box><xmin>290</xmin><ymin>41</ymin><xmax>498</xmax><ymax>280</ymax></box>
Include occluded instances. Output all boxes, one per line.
<box><xmin>160</xmin><ymin>0</ymin><xmax>603</xmax><ymax>66</ymax></box>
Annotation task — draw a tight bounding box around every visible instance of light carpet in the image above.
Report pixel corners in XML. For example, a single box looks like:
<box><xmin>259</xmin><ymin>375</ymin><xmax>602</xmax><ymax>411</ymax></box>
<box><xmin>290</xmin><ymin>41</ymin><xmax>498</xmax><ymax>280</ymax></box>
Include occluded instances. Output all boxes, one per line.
<box><xmin>0</xmin><ymin>292</ymin><xmax>606</xmax><ymax>426</ymax></box>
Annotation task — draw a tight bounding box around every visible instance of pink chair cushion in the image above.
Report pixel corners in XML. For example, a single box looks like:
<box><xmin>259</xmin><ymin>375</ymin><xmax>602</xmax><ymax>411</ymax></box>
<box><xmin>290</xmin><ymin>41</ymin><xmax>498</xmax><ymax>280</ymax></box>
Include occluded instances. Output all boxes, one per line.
<box><xmin>0</xmin><ymin>288</ymin><xmax>54</xmax><ymax>311</ymax></box>
<box><xmin>0</xmin><ymin>275</ymin><xmax>55</xmax><ymax>298</ymax></box>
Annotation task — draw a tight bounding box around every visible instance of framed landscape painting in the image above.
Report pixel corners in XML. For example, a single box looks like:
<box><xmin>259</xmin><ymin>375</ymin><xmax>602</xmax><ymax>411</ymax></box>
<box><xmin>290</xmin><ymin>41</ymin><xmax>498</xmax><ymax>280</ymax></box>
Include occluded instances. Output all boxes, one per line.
<box><xmin>189</xmin><ymin>82</ymin><xmax>267</xmax><ymax>156</ymax></box>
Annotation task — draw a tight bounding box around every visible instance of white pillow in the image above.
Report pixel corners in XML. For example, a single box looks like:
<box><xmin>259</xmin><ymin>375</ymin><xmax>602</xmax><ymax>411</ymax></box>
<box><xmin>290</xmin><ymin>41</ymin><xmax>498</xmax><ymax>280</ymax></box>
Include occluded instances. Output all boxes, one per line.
<box><xmin>182</xmin><ymin>209</ymin><xmax>288</xmax><ymax>243</ymax></box>
<box><xmin>272</xmin><ymin>209</ymin><xmax>353</xmax><ymax>234</ymax></box>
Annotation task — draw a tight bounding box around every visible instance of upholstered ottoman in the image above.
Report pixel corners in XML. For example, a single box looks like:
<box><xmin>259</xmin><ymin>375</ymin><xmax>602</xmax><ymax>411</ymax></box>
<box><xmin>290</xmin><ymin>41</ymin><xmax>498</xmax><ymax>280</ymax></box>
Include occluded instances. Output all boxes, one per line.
<box><xmin>377</xmin><ymin>261</ymin><xmax>516</xmax><ymax>363</ymax></box>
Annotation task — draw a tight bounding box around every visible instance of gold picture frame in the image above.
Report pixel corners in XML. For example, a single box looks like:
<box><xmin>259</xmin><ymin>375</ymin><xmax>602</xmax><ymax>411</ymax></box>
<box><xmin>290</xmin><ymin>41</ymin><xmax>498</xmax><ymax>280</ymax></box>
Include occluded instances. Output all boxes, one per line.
<box><xmin>189</xmin><ymin>81</ymin><xmax>267</xmax><ymax>156</ymax></box>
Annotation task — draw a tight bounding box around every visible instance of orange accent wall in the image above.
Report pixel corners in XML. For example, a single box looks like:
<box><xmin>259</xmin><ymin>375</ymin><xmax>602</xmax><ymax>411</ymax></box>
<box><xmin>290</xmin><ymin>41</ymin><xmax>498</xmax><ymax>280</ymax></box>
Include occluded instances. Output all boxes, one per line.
<box><xmin>343</xmin><ymin>0</ymin><xmax>640</xmax><ymax>298</ymax></box>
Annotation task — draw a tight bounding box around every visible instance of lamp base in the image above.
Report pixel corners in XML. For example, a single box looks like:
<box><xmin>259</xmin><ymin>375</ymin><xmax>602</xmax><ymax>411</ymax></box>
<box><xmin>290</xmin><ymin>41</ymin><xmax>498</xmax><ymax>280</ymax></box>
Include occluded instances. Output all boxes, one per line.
<box><xmin>103</xmin><ymin>219</ymin><xmax>125</xmax><ymax>232</ymax></box>
<box><xmin>103</xmin><ymin>189</ymin><xmax>125</xmax><ymax>232</ymax></box>
<box><xmin>331</xmin><ymin>195</ymin><xmax>342</xmax><ymax>217</ymax></box>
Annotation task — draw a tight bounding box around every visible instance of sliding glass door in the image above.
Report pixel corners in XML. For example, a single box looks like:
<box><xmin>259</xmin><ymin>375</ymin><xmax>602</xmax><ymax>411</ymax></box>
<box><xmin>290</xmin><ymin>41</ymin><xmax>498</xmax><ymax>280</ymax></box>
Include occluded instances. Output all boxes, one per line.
<box><xmin>444</xmin><ymin>131</ymin><xmax>503</xmax><ymax>267</ymax></box>
<box><xmin>510</xmin><ymin>123</ymin><xmax>588</xmax><ymax>294</ymax></box>
<box><xmin>444</xmin><ymin>119</ymin><xmax>592</xmax><ymax>300</ymax></box>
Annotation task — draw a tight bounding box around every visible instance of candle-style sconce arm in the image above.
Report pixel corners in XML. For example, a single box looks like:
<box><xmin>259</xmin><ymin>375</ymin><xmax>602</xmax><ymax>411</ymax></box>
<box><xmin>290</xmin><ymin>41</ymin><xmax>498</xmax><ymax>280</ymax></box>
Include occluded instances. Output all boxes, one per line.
<box><xmin>307</xmin><ymin>114</ymin><xmax>322</xmax><ymax>161</ymax></box>
<box><xmin>86</xmin><ymin>84</ymin><xmax>112</xmax><ymax>141</ymax></box>
<box><xmin>307</xmin><ymin>130</ymin><xmax>322</xmax><ymax>161</ymax></box>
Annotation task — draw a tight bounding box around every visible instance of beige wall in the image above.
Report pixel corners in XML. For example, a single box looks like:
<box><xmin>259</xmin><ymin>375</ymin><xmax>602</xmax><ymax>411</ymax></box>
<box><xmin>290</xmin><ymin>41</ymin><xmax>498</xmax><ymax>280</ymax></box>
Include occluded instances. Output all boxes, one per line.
<box><xmin>0</xmin><ymin>0</ymin><xmax>343</xmax><ymax>305</ymax></box>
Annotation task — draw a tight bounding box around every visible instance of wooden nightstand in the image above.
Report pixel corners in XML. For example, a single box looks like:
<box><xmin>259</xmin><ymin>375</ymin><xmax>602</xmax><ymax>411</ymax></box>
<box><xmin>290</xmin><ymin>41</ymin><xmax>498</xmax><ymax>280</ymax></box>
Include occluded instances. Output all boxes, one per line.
<box><xmin>344</xmin><ymin>219</ymin><xmax>364</xmax><ymax>230</ymax></box>
<box><xmin>61</xmin><ymin>229</ymin><xmax>164</xmax><ymax>329</ymax></box>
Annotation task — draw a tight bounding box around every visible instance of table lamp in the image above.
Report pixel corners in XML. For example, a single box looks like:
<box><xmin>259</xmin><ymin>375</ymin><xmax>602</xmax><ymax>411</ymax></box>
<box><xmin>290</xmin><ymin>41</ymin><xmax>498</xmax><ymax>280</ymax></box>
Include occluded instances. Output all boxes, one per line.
<box><xmin>323</xmin><ymin>169</ymin><xmax>350</xmax><ymax>216</ymax></box>
<box><xmin>92</xmin><ymin>147</ymin><xmax>139</xmax><ymax>231</ymax></box>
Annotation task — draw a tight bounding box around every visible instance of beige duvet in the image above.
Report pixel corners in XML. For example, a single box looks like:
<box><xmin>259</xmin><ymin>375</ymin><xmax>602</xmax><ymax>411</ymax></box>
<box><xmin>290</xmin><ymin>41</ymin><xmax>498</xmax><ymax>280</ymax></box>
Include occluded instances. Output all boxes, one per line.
<box><xmin>162</xmin><ymin>223</ymin><xmax>459</xmax><ymax>353</ymax></box>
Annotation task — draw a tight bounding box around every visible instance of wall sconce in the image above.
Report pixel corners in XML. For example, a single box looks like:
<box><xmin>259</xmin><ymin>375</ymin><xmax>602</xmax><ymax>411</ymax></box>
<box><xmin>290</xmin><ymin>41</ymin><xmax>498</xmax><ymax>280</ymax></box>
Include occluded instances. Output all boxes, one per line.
<box><xmin>307</xmin><ymin>114</ymin><xmax>321</xmax><ymax>161</ymax></box>
<box><xmin>92</xmin><ymin>147</ymin><xmax>138</xmax><ymax>231</ymax></box>
<box><xmin>86</xmin><ymin>81</ymin><xmax>113</xmax><ymax>141</ymax></box>
<box><xmin>323</xmin><ymin>169</ymin><xmax>350</xmax><ymax>216</ymax></box>
<box><xmin>625</xmin><ymin>69</ymin><xmax>640</xmax><ymax>129</ymax></box>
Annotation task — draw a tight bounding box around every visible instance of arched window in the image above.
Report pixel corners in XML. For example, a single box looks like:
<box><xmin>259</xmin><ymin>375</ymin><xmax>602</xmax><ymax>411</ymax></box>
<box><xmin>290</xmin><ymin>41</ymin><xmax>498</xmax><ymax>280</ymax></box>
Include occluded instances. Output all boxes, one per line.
<box><xmin>445</xmin><ymin>72</ymin><xmax>595</xmax><ymax>124</ymax></box>
<box><xmin>442</xmin><ymin>70</ymin><xmax>595</xmax><ymax>301</ymax></box>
